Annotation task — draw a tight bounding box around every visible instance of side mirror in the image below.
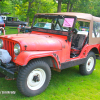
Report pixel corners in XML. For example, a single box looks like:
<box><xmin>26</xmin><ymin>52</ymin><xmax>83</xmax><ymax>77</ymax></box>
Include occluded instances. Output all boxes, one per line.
<box><xmin>72</xmin><ymin>28</ymin><xmax>78</xmax><ymax>34</ymax></box>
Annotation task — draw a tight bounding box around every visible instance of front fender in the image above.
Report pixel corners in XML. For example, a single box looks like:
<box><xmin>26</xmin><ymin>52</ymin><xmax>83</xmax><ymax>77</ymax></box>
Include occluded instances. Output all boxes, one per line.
<box><xmin>15</xmin><ymin>51</ymin><xmax>59</xmax><ymax>67</ymax></box>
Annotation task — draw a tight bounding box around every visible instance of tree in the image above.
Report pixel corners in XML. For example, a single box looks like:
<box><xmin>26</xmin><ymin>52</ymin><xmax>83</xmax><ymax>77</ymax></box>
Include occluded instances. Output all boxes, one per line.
<box><xmin>57</xmin><ymin>0</ymin><xmax>62</xmax><ymax>12</ymax></box>
<box><xmin>62</xmin><ymin>0</ymin><xmax>79</xmax><ymax>12</ymax></box>
<box><xmin>15</xmin><ymin>0</ymin><xmax>57</xmax><ymax>25</ymax></box>
<box><xmin>26</xmin><ymin>0</ymin><xmax>34</xmax><ymax>23</ymax></box>
<box><xmin>0</xmin><ymin>0</ymin><xmax>12</xmax><ymax>14</ymax></box>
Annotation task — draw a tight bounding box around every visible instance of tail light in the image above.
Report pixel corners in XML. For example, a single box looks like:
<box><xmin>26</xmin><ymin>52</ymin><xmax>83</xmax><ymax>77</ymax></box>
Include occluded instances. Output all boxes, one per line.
<box><xmin>4</xmin><ymin>23</ymin><xmax>5</xmax><ymax>27</ymax></box>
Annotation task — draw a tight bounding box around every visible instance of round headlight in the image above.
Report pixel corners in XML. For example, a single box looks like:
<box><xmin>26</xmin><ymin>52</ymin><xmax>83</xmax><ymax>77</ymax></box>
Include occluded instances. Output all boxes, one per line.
<box><xmin>14</xmin><ymin>44</ymin><xmax>20</xmax><ymax>55</ymax></box>
<box><xmin>0</xmin><ymin>39</ymin><xmax>3</xmax><ymax>49</ymax></box>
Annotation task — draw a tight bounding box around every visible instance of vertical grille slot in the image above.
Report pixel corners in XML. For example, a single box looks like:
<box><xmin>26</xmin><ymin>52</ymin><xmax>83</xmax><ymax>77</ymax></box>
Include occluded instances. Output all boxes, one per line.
<box><xmin>3</xmin><ymin>39</ymin><xmax>14</xmax><ymax>61</ymax></box>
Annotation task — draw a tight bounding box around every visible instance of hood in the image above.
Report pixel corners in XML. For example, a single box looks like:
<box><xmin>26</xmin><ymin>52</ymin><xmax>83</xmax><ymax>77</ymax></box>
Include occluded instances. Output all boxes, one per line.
<box><xmin>2</xmin><ymin>33</ymin><xmax>62</xmax><ymax>51</ymax></box>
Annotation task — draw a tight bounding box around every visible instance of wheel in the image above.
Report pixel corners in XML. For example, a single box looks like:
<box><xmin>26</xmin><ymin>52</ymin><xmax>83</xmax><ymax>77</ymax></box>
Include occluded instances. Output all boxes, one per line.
<box><xmin>79</xmin><ymin>51</ymin><xmax>96</xmax><ymax>75</ymax></box>
<box><xmin>17</xmin><ymin>60</ymin><xmax>51</xmax><ymax>97</ymax></box>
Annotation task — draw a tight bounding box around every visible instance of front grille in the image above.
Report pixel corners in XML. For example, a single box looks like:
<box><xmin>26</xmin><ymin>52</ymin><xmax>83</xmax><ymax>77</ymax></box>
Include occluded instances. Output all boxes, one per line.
<box><xmin>3</xmin><ymin>39</ymin><xmax>15</xmax><ymax>61</ymax></box>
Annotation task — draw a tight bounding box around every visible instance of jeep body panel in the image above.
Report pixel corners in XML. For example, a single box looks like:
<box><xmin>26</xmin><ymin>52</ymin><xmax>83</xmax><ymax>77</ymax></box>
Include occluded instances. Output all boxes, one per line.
<box><xmin>1</xmin><ymin>33</ymin><xmax>62</xmax><ymax>51</ymax></box>
<box><xmin>15</xmin><ymin>51</ymin><xmax>60</xmax><ymax>68</ymax></box>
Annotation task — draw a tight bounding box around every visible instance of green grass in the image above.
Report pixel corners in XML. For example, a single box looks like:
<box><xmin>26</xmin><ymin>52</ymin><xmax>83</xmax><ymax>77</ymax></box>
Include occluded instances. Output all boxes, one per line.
<box><xmin>0</xmin><ymin>27</ymin><xmax>100</xmax><ymax>100</ymax></box>
<box><xmin>5</xmin><ymin>26</ymin><xmax>18</xmax><ymax>35</ymax></box>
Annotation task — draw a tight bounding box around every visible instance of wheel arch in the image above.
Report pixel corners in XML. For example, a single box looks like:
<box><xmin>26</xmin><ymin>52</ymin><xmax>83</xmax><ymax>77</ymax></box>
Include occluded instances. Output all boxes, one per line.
<box><xmin>15</xmin><ymin>51</ymin><xmax>60</xmax><ymax>69</ymax></box>
<box><xmin>89</xmin><ymin>47</ymin><xmax>99</xmax><ymax>58</ymax></box>
<box><xmin>27</xmin><ymin>56</ymin><xmax>60</xmax><ymax>69</ymax></box>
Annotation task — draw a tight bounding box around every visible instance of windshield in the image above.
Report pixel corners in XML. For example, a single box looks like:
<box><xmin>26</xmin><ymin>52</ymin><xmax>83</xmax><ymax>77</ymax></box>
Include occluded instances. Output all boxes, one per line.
<box><xmin>32</xmin><ymin>15</ymin><xmax>76</xmax><ymax>33</ymax></box>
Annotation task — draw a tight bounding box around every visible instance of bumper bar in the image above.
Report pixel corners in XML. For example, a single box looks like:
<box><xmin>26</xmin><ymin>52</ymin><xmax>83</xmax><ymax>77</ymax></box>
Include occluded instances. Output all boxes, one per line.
<box><xmin>0</xmin><ymin>65</ymin><xmax>15</xmax><ymax>78</ymax></box>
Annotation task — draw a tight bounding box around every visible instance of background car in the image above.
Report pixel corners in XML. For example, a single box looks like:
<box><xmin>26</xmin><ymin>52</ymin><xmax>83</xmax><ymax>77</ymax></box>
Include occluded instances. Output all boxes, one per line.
<box><xmin>0</xmin><ymin>16</ymin><xmax>5</xmax><ymax>27</ymax></box>
<box><xmin>0</xmin><ymin>16</ymin><xmax>5</xmax><ymax>35</ymax></box>
<box><xmin>1</xmin><ymin>16</ymin><xmax>28</xmax><ymax>27</ymax></box>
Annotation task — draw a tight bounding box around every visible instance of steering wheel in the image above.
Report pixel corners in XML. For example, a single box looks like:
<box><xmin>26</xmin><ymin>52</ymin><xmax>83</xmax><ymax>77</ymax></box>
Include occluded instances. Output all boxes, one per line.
<box><xmin>72</xmin><ymin>28</ymin><xmax>78</xmax><ymax>34</ymax></box>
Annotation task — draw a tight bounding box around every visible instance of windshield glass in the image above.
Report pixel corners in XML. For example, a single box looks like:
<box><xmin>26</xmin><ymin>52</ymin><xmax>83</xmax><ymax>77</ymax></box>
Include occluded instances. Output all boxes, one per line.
<box><xmin>32</xmin><ymin>15</ymin><xmax>76</xmax><ymax>32</ymax></box>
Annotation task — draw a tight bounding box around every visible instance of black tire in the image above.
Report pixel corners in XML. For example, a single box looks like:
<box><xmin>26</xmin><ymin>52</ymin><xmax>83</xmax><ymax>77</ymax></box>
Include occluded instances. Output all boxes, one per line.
<box><xmin>17</xmin><ymin>60</ymin><xmax>51</xmax><ymax>97</ymax></box>
<box><xmin>79</xmin><ymin>51</ymin><xmax>96</xmax><ymax>75</ymax></box>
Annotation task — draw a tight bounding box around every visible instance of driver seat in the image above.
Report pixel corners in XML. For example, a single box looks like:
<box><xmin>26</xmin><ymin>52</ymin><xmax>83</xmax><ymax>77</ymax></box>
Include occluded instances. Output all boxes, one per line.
<box><xmin>70</xmin><ymin>34</ymin><xmax>86</xmax><ymax>57</ymax></box>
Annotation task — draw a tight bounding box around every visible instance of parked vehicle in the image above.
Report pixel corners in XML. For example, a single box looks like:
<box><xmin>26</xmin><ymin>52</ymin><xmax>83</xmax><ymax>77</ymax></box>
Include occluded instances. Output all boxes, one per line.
<box><xmin>1</xmin><ymin>16</ymin><xmax>28</xmax><ymax>27</ymax></box>
<box><xmin>0</xmin><ymin>16</ymin><xmax>5</xmax><ymax>35</ymax></box>
<box><xmin>0</xmin><ymin>12</ymin><xmax>100</xmax><ymax>97</ymax></box>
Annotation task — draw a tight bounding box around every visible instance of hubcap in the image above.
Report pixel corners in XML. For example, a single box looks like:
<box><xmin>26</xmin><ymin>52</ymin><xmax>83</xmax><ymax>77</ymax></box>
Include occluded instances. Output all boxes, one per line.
<box><xmin>33</xmin><ymin>75</ymin><xmax>40</xmax><ymax>82</ymax></box>
<box><xmin>86</xmin><ymin>57</ymin><xmax>94</xmax><ymax>71</ymax></box>
<box><xmin>27</xmin><ymin>68</ymin><xmax>46</xmax><ymax>90</ymax></box>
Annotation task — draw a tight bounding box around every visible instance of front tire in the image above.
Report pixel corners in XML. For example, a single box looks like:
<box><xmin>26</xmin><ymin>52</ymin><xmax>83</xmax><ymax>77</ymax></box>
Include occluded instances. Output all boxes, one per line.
<box><xmin>79</xmin><ymin>51</ymin><xmax>96</xmax><ymax>75</ymax></box>
<box><xmin>17</xmin><ymin>60</ymin><xmax>51</xmax><ymax>97</ymax></box>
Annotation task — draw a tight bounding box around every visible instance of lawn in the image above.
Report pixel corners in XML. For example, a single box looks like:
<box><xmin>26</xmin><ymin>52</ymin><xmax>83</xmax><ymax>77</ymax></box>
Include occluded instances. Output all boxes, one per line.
<box><xmin>5</xmin><ymin>27</ymin><xmax>18</xmax><ymax>35</ymax></box>
<box><xmin>0</xmin><ymin>27</ymin><xmax>100</xmax><ymax>100</ymax></box>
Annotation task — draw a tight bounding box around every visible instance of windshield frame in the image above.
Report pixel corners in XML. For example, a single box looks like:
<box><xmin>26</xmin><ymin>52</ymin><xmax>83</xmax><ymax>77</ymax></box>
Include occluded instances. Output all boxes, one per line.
<box><xmin>31</xmin><ymin>15</ymin><xmax>77</xmax><ymax>36</ymax></box>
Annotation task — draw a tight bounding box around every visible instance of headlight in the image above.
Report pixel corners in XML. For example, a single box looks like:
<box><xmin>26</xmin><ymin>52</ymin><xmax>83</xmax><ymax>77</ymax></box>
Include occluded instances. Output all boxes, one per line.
<box><xmin>0</xmin><ymin>39</ymin><xmax>3</xmax><ymax>49</ymax></box>
<box><xmin>14</xmin><ymin>44</ymin><xmax>20</xmax><ymax>55</ymax></box>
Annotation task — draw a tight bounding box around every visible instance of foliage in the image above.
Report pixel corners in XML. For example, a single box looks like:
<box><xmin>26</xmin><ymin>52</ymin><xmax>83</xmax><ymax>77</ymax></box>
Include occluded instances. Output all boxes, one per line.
<box><xmin>15</xmin><ymin>0</ymin><xmax>57</xmax><ymax>25</ymax></box>
<box><xmin>1</xmin><ymin>0</ymin><xmax>100</xmax><ymax>25</ymax></box>
<box><xmin>0</xmin><ymin>0</ymin><xmax>12</xmax><ymax>14</ymax></box>
<box><xmin>62</xmin><ymin>0</ymin><xmax>80</xmax><ymax>12</ymax></box>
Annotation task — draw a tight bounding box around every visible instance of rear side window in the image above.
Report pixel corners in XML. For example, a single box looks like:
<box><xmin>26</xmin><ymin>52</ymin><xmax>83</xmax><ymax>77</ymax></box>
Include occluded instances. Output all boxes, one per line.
<box><xmin>0</xmin><ymin>16</ymin><xmax>3</xmax><ymax>22</ymax></box>
<box><xmin>92</xmin><ymin>21</ymin><xmax>100</xmax><ymax>38</ymax></box>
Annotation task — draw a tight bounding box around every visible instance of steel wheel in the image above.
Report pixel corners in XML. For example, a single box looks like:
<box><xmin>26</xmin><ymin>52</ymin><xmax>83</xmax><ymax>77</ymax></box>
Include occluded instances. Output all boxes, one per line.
<box><xmin>17</xmin><ymin>60</ymin><xmax>51</xmax><ymax>97</ymax></box>
<box><xmin>86</xmin><ymin>57</ymin><xmax>94</xmax><ymax>72</ymax></box>
<box><xmin>27</xmin><ymin>68</ymin><xmax>46</xmax><ymax>90</ymax></box>
<box><xmin>79</xmin><ymin>52</ymin><xmax>96</xmax><ymax>75</ymax></box>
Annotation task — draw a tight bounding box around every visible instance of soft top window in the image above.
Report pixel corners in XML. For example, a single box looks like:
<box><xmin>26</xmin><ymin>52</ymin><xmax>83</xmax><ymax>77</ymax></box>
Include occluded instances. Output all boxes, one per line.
<box><xmin>92</xmin><ymin>21</ymin><xmax>100</xmax><ymax>38</ymax></box>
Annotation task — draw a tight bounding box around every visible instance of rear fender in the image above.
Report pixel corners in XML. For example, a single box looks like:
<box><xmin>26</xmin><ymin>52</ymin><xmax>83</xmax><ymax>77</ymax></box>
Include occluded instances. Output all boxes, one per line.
<box><xmin>15</xmin><ymin>51</ymin><xmax>60</xmax><ymax>69</ymax></box>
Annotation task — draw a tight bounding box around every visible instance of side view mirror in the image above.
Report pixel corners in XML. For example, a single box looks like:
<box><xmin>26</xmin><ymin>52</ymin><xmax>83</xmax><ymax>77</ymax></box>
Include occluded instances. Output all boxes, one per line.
<box><xmin>72</xmin><ymin>28</ymin><xmax>78</xmax><ymax>34</ymax></box>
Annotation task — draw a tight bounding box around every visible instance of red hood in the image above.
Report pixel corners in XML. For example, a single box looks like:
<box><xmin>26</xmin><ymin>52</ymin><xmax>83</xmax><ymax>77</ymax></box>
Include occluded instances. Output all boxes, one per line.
<box><xmin>2</xmin><ymin>33</ymin><xmax>62</xmax><ymax>51</ymax></box>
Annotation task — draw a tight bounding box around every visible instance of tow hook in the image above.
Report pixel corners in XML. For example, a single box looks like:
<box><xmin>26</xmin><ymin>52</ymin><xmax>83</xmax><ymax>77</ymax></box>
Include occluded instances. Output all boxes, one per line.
<box><xmin>5</xmin><ymin>76</ymin><xmax>16</xmax><ymax>80</ymax></box>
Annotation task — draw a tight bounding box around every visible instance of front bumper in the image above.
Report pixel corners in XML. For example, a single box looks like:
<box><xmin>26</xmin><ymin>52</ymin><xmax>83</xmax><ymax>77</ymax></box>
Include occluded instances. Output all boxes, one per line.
<box><xmin>0</xmin><ymin>62</ymin><xmax>17</xmax><ymax>78</ymax></box>
<box><xmin>0</xmin><ymin>49</ymin><xmax>17</xmax><ymax>78</ymax></box>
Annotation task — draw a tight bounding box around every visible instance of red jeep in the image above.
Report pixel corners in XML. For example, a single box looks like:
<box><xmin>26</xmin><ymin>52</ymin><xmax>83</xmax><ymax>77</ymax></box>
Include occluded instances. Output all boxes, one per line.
<box><xmin>0</xmin><ymin>12</ymin><xmax>100</xmax><ymax>97</ymax></box>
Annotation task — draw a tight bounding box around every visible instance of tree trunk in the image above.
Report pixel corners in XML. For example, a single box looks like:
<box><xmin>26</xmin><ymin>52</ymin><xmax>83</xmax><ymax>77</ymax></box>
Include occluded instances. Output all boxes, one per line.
<box><xmin>70</xmin><ymin>4</ymin><xmax>73</xmax><ymax>12</ymax></box>
<box><xmin>26</xmin><ymin>0</ymin><xmax>34</xmax><ymax>24</ymax></box>
<box><xmin>26</xmin><ymin>2</ymin><xmax>31</xmax><ymax>24</ymax></box>
<box><xmin>67</xmin><ymin>1</ymin><xmax>70</xmax><ymax>12</ymax></box>
<box><xmin>57</xmin><ymin>0</ymin><xmax>62</xmax><ymax>12</ymax></box>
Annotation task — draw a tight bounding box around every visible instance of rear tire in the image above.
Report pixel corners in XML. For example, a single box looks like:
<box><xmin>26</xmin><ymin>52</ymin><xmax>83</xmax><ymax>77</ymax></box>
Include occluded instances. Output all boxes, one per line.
<box><xmin>79</xmin><ymin>51</ymin><xmax>96</xmax><ymax>75</ymax></box>
<box><xmin>17</xmin><ymin>60</ymin><xmax>51</xmax><ymax>97</ymax></box>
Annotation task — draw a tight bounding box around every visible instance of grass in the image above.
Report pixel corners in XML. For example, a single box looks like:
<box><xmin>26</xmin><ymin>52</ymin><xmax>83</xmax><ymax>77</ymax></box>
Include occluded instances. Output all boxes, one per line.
<box><xmin>0</xmin><ymin>27</ymin><xmax>100</xmax><ymax>100</ymax></box>
<box><xmin>5</xmin><ymin>26</ymin><xmax>18</xmax><ymax>35</ymax></box>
